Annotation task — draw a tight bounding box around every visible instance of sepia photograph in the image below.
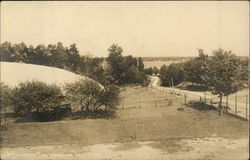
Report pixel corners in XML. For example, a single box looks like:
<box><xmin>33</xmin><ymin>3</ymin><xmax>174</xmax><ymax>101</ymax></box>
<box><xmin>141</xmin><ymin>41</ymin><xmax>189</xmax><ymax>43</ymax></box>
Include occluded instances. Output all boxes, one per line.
<box><xmin>0</xmin><ymin>1</ymin><xmax>249</xmax><ymax>160</ymax></box>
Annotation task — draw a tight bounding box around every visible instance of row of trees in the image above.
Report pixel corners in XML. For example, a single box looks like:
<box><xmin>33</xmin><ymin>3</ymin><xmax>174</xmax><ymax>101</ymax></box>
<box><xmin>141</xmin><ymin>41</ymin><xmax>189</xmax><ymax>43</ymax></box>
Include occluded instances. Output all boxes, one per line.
<box><xmin>106</xmin><ymin>44</ymin><xmax>147</xmax><ymax>85</ymax></box>
<box><xmin>144</xmin><ymin>66</ymin><xmax>159</xmax><ymax>76</ymax></box>
<box><xmin>154</xmin><ymin>49</ymin><xmax>248</xmax><ymax>114</ymax></box>
<box><xmin>0</xmin><ymin>42</ymin><xmax>106</xmax><ymax>83</ymax></box>
<box><xmin>0</xmin><ymin>42</ymin><xmax>148</xmax><ymax>86</ymax></box>
<box><xmin>1</xmin><ymin>80</ymin><xmax>120</xmax><ymax>122</ymax></box>
<box><xmin>0</xmin><ymin>42</ymin><xmax>149</xmax><ymax>122</ymax></box>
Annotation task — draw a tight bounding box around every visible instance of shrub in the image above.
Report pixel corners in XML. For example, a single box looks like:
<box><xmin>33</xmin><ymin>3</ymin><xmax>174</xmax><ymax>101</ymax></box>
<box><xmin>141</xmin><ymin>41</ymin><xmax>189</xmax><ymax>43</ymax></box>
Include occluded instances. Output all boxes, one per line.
<box><xmin>159</xmin><ymin>63</ymin><xmax>185</xmax><ymax>86</ymax></box>
<box><xmin>0</xmin><ymin>82</ymin><xmax>12</xmax><ymax>110</ymax></box>
<box><xmin>64</xmin><ymin>79</ymin><xmax>120</xmax><ymax>118</ymax></box>
<box><xmin>11</xmin><ymin>81</ymin><xmax>64</xmax><ymax>121</ymax></box>
<box><xmin>0</xmin><ymin>83</ymin><xmax>12</xmax><ymax>125</ymax></box>
<box><xmin>144</xmin><ymin>67</ymin><xmax>154</xmax><ymax>75</ymax></box>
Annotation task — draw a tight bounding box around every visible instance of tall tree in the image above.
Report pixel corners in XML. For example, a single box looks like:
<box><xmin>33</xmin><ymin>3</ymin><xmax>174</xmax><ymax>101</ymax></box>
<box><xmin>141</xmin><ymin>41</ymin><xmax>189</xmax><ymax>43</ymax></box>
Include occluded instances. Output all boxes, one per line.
<box><xmin>152</xmin><ymin>66</ymin><xmax>159</xmax><ymax>75</ymax></box>
<box><xmin>65</xmin><ymin>43</ymin><xmax>80</xmax><ymax>72</ymax></box>
<box><xmin>106</xmin><ymin>44</ymin><xmax>125</xmax><ymax>84</ymax></box>
<box><xmin>138</xmin><ymin>57</ymin><xmax>144</xmax><ymax>72</ymax></box>
<box><xmin>203</xmin><ymin>49</ymin><xmax>241</xmax><ymax>114</ymax></box>
<box><xmin>183</xmin><ymin>49</ymin><xmax>208</xmax><ymax>85</ymax></box>
<box><xmin>0</xmin><ymin>42</ymin><xmax>14</xmax><ymax>61</ymax></box>
<box><xmin>159</xmin><ymin>63</ymin><xmax>184</xmax><ymax>86</ymax></box>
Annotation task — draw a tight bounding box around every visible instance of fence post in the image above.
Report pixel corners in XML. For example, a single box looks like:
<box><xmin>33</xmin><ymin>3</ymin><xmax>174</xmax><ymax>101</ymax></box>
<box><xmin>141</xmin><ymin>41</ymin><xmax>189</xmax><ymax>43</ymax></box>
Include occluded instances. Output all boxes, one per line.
<box><xmin>121</xmin><ymin>109</ymin><xmax>123</xmax><ymax>121</ymax></box>
<box><xmin>235</xmin><ymin>93</ymin><xmax>237</xmax><ymax>115</ymax></box>
<box><xmin>200</xmin><ymin>97</ymin><xmax>202</xmax><ymax>102</ymax></box>
<box><xmin>122</xmin><ymin>98</ymin><xmax>124</xmax><ymax>109</ymax></box>
<box><xmin>139</xmin><ymin>97</ymin><xmax>141</xmax><ymax>108</ymax></box>
<box><xmin>226</xmin><ymin>96</ymin><xmax>228</xmax><ymax>107</ymax></box>
<box><xmin>184</xmin><ymin>94</ymin><xmax>186</xmax><ymax>105</ymax></box>
<box><xmin>135</xmin><ymin>119</ymin><xmax>137</xmax><ymax>139</ymax></box>
<box><xmin>246</xmin><ymin>96</ymin><xmax>248</xmax><ymax>119</ymax></box>
<box><xmin>204</xmin><ymin>92</ymin><xmax>206</xmax><ymax>103</ymax></box>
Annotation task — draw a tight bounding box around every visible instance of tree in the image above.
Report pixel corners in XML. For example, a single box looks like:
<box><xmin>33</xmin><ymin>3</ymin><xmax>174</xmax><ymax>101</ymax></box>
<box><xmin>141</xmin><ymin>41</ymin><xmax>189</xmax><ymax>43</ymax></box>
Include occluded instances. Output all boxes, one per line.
<box><xmin>237</xmin><ymin>58</ymin><xmax>248</xmax><ymax>81</ymax></box>
<box><xmin>159</xmin><ymin>63</ymin><xmax>185</xmax><ymax>86</ymax></box>
<box><xmin>106</xmin><ymin>44</ymin><xmax>125</xmax><ymax>84</ymax></box>
<box><xmin>183</xmin><ymin>49</ymin><xmax>208</xmax><ymax>85</ymax></box>
<box><xmin>48</xmin><ymin>42</ymin><xmax>67</xmax><ymax>68</ymax></box>
<box><xmin>138</xmin><ymin>57</ymin><xmax>144</xmax><ymax>72</ymax></box>
<box><xmin>0</xmin><ymin>83</ymin><xmax>12</xmax><ymax>125</ymax></box>
<box><xmin>152</xmin><ymin>67</ymin><xmax>159</xmax><ymax>75</ymax></box>
<box><xmin>11</xmin><ymin>81</ymin><xmax>65</xmax><ymax>121</ymax></box>
<box><xmin>65</xmin><ymin>43</ymin><xmax>81</xmax><ymax>72</ymax></box>
<box><xmin>0</xmin><ymin>41</ymin><xmax>14</xmax><ymax>62</ymax></box>
<box><xmin>123</xmin><ymin>66</ymin><xmax>145</xmax><ymax>84</ymax></box>
<box><xmin>64</xmin><ymin>79</ymin><xmax>120</xmax><ymax>118</ymax></box>
<box><xmin>159</xmin><ymin>65</ymin><xmax>168</xmax><ymax>86</ymax></box>
<box><xmin>203</xmin><ymin>49</ymin><xmax>241</xmax><ymax>114</ymax></box>
<box><xmin>34</xmin><ymin>44</ymin><xmax>49</xmax><ymax>65</ymax></box>
<box><xmin>144</xmin><ymin>67</ymin><xmax>154</xmax><ymax>75</ymax></box>
<box><xmin>100</xmin><ymin>85</ymin><xmax>120</xmax><ymax>110</ymax></box>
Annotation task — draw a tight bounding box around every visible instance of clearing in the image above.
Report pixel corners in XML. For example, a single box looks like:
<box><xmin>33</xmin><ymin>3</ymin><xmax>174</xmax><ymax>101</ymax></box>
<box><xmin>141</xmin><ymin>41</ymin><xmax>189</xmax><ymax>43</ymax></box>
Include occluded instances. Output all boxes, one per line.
<box><xmin>0</xmin><ymin>86</ymin><xmax>248</xmax><ymax>160</ymax></box>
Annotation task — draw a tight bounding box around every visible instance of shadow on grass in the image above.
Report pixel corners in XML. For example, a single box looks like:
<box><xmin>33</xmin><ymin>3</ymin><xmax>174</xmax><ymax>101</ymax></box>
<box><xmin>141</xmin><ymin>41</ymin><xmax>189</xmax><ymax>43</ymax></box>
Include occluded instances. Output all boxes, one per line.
<box><xmin>185</xmin><ymin>101</ymin><xmax>218</xmax><ymax>111</ymax></box>
<box><xmin>178</xmin><ymin>85</ymin><xmax>208</xmax><ymax>92</ymax></box>
<box><xmin>71</xmin><ymin>109</ymin><xmax>116</xmax><ymax>120</ymax></box>
<box><xmin>6</xmin><ymin>108</ymin><xmax>117</xmax><ymax>123</ymax></box>
<box><xmin>148</xmin><ymin>139</ymin><xmax>193</xmax><ymax>154</ymax></box>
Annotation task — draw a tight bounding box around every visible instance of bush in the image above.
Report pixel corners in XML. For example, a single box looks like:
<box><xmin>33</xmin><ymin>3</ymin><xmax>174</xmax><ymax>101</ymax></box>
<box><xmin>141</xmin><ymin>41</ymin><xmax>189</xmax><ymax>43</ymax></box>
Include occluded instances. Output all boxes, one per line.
<box><xmin>0</xmin><ymin>82</ymin><xmax>12</xmax><ymax>110</ymax></box>
<box><xmin>100</xmin><ymin>85</ymin><xmax>120</xmax><ymax>109</ymax></box>
<box><xmin>64</xmin><ymin>79</ymin><xmax>120</xmax><ymax>118</ymax></box>
<box><xmin>144</xmin><ymin>67</ymin><xmax>154</xmax><ymax>75</ymax></box>
<box><xmin>159</xmin><ymin>63</ymin><xmax>185</xmax><ymax>86</ymax></box>
<box><xmin>123</xmin><ymin>66</ymin><xmax>146</xmax><ymax>84</ymax></box>
<box><xmin>0</xmin><ymin>83</ymin><xmax>12</xmax><ymax>125</ymax></box>
<box><xmin>11</xmin><ymin>81</ymin><xmax>64</xmax><ymax>121</ymax></box>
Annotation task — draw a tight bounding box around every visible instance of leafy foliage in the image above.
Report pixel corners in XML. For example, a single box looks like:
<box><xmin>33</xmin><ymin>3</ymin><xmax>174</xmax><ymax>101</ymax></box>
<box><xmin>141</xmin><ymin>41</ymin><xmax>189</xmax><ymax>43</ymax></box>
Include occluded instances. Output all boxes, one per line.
<box><xmin>0</xmin><ymin>83</ymin><xmax>12</xmax><ymax>111</ymax></box>
<box><xmin>11</xmin><ymin>81</ymin><xmax>64</xmax><ymax>113</ymax></box>
<box><xmin>0</xmin><ymin>42</ymin><xmax>107</xmax><ymax>85</ymax></box>
<box><xmin>10</xmin><ymin>81</ymin><xmax>65</xmax><ymax>121</ymax></box>
<box><xmin>159</xmin><ymin>63</ymin><xmax>185</xmax><ymax>86</ymax></box>
<box><xmin>106</xmin><ymin>44</ymin><xmax>147</xmax><ymax>85</ymax></box>
<box><xmin>203</xmin><ymin>49</ymin><xmax>241</xmax><ymax>97</ymax></box>
<box><xmin>183</xmin><ymin>49</ymin><xmax>208</xmax><ymax>85</ymax></box>
<box><xmin>144</xmin><ymin>67</ymin><xmax>154</xmax><ymax>75</ymax></box>
<box><xmin>64</xmin><ymin>79</ymin><xmax>120</xmax><ymax>117</ymax></box>
<box><xmin>152</xmin><ymin>67</ymin><xmax>159</xmax><ymax>75</ymax></box>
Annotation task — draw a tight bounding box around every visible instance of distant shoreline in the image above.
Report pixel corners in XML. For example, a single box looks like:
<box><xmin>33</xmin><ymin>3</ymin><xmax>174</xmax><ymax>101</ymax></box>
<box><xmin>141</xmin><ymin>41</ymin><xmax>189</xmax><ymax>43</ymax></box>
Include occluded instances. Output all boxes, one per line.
<box><xmin>141</xmin><ymin>56</ymin><xmax>248</xmax><ymax>62</ymax></box>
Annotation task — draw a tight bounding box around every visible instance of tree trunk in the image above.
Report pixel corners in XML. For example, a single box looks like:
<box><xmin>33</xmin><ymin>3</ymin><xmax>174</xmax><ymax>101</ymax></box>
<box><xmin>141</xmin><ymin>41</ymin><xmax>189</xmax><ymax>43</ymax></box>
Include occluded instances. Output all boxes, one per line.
<box><xmin>219</xmin><ymin>94</ymin><xmax>224</xmax><ymax>115</ymax></box>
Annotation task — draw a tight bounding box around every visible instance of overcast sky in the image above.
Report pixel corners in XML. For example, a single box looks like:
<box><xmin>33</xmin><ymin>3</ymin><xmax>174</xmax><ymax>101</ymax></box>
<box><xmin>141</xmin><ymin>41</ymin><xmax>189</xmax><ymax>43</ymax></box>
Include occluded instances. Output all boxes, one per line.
<box><xmin>1</xmin><ymin>1</ymin><xmax>249</xmax><ymax>57</ymax></box>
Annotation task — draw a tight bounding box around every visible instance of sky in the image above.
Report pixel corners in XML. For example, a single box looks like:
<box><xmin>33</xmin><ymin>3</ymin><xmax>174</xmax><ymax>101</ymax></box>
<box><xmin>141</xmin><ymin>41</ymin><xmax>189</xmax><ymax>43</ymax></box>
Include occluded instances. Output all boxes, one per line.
<box><xmin>1</xmin><ymin>1</ymin><xmax>249</xmax><ymax>57</ymax></box>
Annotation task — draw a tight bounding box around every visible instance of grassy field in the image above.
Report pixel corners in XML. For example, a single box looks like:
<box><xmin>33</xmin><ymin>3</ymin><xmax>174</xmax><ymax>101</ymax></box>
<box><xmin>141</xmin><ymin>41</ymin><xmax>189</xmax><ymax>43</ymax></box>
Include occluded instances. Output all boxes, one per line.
<box><xmin>0</xmin><ymin>86</ymin><xmax>248</xmax><ymax>148</ymax></box>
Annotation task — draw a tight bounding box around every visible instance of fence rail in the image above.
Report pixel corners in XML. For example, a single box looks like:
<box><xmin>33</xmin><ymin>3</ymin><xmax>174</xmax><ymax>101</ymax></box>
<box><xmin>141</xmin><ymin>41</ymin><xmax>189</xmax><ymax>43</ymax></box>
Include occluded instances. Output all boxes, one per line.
<box><xmin>150</xmin><ymin>86</ymin><xmax>249</xmax><ymax>120</ymax></box>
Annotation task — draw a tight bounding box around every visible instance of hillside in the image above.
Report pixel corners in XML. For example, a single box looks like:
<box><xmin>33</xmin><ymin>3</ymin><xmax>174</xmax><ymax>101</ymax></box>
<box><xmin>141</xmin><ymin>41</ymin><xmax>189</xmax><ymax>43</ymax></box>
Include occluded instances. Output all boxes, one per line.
<box><xmin>0</xmin><ymin>62</ymin><xmax>90</xmax><ymax>88</ymax></box>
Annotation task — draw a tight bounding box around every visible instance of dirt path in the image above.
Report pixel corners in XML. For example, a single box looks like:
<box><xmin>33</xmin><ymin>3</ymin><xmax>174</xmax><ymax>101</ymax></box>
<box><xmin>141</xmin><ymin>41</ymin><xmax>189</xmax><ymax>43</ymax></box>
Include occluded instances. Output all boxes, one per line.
<box><xmin>1</xmin><ymin>137</ymin><xmax>248</xmax><ymax>160</ymax></box>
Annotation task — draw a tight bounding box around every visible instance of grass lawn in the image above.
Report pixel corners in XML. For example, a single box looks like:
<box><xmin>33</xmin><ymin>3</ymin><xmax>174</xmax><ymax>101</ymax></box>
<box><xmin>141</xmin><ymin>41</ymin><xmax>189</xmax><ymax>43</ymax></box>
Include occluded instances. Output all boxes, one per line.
<box><xmin>0</xmin><ymin>86</ymin><xmax>248</xmax><ymax>148</ymax></box>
